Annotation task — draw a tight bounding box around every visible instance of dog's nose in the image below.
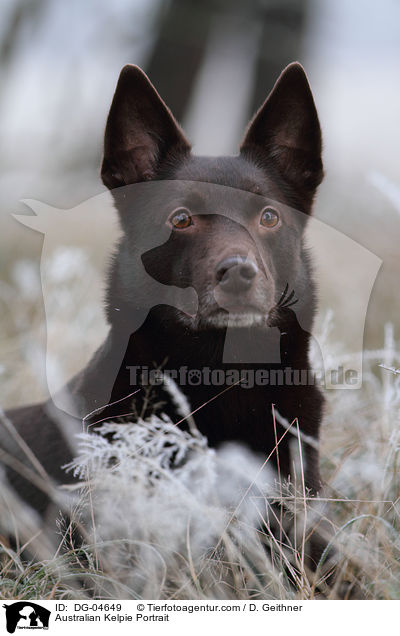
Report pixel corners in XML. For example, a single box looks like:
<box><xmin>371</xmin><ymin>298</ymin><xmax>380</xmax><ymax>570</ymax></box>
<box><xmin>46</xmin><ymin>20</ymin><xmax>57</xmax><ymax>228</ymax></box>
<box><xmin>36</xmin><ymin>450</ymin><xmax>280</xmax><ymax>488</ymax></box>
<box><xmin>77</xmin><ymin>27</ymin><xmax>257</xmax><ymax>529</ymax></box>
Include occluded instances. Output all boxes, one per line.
<box><xmin>215</xmin><ymin>256</ymin><xmax>258</xmax><ymax>293</ymax></box>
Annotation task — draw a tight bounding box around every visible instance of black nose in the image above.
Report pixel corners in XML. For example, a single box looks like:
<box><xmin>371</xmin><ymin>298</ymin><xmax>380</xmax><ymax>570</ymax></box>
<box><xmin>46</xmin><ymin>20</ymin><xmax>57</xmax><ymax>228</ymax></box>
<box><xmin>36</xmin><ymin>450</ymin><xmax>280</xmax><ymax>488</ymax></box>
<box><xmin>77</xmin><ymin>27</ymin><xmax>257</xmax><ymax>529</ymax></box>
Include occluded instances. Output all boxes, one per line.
<box><xmin>215</xmin><ymin>256</ymin><xmax>258</xmax><ymax>293</ymax></box>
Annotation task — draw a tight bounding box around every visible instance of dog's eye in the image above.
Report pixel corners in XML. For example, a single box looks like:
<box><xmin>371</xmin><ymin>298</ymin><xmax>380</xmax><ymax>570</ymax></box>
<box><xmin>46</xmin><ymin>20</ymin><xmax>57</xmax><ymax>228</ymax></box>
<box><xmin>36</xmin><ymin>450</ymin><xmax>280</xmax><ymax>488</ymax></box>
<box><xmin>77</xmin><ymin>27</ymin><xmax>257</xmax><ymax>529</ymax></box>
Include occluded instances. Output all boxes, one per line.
<box><xmin>170</xmin><ymin>208</ymin><xmax>192</xmax><ymax>229</ymax></box>
<box><xmin>260</xmin><ymin>207</ymin><xmax>279</xmax><ymax>228</ymax></box>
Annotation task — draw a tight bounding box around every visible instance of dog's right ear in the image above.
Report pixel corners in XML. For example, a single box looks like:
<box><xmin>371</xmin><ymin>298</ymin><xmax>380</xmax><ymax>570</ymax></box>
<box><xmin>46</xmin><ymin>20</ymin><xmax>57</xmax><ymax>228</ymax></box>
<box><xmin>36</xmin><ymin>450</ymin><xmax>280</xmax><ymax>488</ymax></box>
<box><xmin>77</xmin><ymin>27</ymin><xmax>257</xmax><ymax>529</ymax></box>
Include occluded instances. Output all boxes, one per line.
<box><xmin>101</xmin><ymin>65</ymin><xmax>191</xmax><ymax>190</ymax></box>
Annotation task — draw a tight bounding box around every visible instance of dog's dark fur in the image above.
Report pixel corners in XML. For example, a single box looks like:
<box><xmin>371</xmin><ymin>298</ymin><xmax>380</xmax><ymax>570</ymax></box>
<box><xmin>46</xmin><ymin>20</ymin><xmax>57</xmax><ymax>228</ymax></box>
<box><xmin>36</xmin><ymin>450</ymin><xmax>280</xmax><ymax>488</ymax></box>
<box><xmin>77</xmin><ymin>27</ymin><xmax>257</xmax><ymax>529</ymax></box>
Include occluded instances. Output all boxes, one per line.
<box><xmin>2</xmin><ymin>63</ymin><xmax>324</xmax><ymax>553</ymax></box>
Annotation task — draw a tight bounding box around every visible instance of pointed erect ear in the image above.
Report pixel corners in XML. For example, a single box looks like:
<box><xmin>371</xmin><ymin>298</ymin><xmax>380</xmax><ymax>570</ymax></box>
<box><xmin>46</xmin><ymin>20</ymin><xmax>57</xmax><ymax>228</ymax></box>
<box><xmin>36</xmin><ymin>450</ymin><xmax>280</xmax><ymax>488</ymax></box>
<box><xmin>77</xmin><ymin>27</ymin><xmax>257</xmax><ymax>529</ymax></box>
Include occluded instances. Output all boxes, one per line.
<box><xmin>240</xmin><ymin>63</ymin><xmax>323</xmax><ymax>194</ymax></box>
<box><xmin>101</xmin><ymin>65</ymin><xmax>191</xmax><ymax>190</ymax></box>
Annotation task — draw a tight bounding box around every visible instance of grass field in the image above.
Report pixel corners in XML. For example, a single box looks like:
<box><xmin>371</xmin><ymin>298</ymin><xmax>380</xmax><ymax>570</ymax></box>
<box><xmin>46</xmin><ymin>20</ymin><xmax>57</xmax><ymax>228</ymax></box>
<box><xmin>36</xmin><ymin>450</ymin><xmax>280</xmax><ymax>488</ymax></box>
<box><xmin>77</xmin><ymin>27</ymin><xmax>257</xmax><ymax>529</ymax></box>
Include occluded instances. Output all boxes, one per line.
<box><xmin>1</xmin><ymin>314</ymin><xmax>399</xmax><ymax>600</ymax></box>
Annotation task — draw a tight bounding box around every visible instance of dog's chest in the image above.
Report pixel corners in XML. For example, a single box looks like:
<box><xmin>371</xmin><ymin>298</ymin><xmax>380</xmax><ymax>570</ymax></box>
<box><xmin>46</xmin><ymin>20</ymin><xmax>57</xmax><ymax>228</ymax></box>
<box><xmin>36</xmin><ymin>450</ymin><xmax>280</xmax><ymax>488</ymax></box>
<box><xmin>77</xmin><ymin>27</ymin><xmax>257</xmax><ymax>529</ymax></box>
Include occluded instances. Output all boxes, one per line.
<box><xmin>182</xmin><ymin>381</ymin><xmax>276</xmax><ymax>449</ymax></box>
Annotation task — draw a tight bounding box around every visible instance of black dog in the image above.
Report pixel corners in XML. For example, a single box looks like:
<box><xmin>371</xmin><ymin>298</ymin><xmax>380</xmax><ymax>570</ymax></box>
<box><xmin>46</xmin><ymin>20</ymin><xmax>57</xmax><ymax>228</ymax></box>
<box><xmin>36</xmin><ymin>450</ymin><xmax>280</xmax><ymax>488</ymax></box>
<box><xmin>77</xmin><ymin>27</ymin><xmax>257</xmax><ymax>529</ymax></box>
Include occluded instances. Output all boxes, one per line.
<box><xmin>2</xmin><ymin>63</ymin><xmax>324</xmax><ymax>548</ymax></box>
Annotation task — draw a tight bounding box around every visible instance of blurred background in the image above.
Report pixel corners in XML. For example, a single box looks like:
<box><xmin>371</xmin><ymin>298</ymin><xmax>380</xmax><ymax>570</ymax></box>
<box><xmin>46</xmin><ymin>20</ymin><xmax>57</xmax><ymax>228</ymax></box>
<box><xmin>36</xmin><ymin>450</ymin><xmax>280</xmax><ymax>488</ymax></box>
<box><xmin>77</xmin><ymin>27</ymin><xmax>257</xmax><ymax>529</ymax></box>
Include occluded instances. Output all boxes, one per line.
<box><xmin>0</xmin><ymin>0</ymin><xmax>399</xmax><ymax>407</ymax></box>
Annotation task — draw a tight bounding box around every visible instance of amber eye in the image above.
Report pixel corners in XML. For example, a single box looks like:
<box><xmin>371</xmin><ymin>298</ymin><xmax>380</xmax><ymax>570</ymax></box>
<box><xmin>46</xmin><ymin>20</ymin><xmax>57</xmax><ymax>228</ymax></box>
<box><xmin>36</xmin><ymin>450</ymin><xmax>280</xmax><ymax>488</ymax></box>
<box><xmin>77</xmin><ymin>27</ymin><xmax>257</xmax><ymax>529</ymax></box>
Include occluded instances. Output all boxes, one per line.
<box><xmin>260</xmin><ymin>207</ymin><xmax>279</xmax><ymax>228</ymax></box>
<box><xmin>170</xmin><ymin>208</ymin><xmax>192</xmax><ymax>229</ymax></box>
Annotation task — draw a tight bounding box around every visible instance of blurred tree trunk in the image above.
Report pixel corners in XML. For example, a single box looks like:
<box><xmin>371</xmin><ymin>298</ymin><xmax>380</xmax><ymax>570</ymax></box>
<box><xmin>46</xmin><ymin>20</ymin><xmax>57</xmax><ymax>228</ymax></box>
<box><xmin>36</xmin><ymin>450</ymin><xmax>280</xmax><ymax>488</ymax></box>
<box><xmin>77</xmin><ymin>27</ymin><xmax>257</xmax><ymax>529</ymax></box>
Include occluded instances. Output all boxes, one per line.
<box><xmin>249</xmin><ymin>0</ymin><xmax>308</xmax><ymax>114</ymax></box>
<box><xmin>144</xmin><ymin>0</ymin><xmax>214</xmax><ymax>123</ymax></box>
<box><xmin>0</xmin><ymin>0</ymin><xmax>46</xmax><ymax>66</ymax></box>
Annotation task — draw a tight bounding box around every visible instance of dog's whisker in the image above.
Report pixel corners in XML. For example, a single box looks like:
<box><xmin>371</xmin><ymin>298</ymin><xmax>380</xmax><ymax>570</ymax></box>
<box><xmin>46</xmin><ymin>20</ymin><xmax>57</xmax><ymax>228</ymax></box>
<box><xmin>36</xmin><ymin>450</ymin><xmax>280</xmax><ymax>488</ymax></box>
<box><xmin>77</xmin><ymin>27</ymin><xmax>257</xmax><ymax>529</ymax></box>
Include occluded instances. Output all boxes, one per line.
<box><xmin>284</xmin><ymin>290</ymin><xmax>296</xmax><ymax>305</ymax></box>
<box><xmin>279</xmin><ymin>283</ymin><xmax>289</xmax><ymax>302</ymax></box>
<box><xmin>284</xmin><ymin>299</ymin><xmax>299</xmax><ymax>308</ymax></box>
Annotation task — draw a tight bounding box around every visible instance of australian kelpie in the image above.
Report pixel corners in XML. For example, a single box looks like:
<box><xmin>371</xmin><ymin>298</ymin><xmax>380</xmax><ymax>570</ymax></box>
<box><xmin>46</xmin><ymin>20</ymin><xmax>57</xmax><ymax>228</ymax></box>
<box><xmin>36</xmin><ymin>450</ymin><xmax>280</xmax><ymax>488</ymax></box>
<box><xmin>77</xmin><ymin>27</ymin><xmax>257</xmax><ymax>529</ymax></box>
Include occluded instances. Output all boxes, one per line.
<box><xmin>2</xmin><ymin>63</ymin><xmax>324</xmax><ymax>556</ymax></box>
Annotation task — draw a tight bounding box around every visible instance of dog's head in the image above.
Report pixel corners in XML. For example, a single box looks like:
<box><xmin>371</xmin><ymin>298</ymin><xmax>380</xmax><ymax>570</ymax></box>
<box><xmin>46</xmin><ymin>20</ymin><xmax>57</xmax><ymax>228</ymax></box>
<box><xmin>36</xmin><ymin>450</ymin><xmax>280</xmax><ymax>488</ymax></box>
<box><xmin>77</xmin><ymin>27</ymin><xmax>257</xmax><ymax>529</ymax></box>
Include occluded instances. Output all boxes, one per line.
<box><xmin>101</xmin><ymin>63</ymin><xmax>323</xmax><ymax>330</ymax></box>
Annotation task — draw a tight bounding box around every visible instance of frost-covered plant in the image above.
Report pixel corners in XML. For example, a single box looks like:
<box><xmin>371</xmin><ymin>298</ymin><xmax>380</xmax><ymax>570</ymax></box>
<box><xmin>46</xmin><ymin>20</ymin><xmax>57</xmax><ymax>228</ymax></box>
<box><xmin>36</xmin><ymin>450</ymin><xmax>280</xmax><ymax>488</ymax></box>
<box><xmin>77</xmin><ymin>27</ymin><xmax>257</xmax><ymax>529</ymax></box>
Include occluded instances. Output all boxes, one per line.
<box><xmin>64</xmin><ymin>412</ymin><xmax>287</xmax><ymax>599</ymax></box>
<box><xmin>308</xmin><ymin>322</ymin><xmax>400</xmax><ymax>597</ymax></box>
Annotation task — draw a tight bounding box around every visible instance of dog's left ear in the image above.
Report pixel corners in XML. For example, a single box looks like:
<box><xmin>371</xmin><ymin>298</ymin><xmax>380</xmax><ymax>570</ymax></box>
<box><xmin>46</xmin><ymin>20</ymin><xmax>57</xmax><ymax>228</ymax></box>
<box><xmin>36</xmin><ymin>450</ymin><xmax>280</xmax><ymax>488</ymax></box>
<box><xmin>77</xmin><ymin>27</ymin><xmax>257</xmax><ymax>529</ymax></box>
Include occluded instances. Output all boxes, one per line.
<box><xmin>240</xmin><ymin>63</ymin><xmax>323</xmax><ymax>194</ymax></box>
